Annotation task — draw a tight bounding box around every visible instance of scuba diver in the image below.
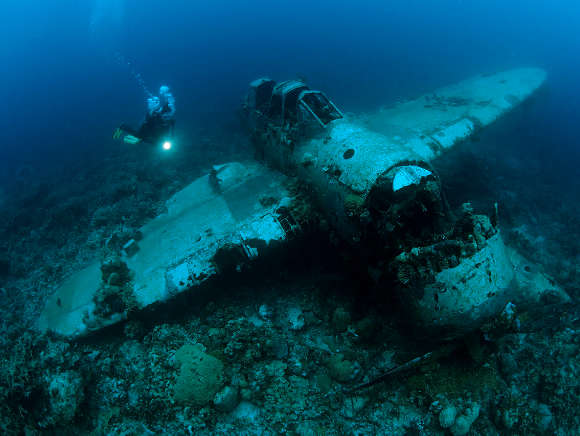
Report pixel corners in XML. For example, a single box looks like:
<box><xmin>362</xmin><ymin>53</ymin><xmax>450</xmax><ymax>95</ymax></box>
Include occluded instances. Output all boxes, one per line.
<box><xmin>114</xmin><ymin>85</ymin><xmax>176</xmax><ymax>148</ymax></box>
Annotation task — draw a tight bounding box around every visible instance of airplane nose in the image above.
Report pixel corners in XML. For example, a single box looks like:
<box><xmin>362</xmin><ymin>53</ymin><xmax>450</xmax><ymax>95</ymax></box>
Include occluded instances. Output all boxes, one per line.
<box><xmin>365</xmin><ymin>162</ymin><xmax>447</xmax><ymax>253</ymax></box>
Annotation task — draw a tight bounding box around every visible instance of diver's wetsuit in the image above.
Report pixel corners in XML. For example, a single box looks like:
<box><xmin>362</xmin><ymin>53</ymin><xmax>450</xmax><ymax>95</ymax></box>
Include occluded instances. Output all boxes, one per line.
<box><xmin>120</xmin><ymin>85</ymin><xmax>176</xmax><ymax>145</ymax></box>
<box><xmin>121</xmin><ymin>106</ymin><xmax>175</xmax><ymax>145</ymax></box>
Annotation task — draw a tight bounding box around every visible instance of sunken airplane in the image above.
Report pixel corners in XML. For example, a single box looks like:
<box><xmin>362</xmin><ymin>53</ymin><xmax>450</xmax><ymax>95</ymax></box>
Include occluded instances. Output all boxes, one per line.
<box><xmin>39</xmin><ymin>68</ymin><xmax>569</xmax><ymax>341</ymax></box>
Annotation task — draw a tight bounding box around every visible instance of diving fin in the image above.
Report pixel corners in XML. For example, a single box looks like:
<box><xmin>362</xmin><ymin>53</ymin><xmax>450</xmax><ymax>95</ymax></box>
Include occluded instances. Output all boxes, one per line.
<box><xmin>123</xmin><ymin>135</ymin><xmax>141</xmax><ymax>145</ymax></box>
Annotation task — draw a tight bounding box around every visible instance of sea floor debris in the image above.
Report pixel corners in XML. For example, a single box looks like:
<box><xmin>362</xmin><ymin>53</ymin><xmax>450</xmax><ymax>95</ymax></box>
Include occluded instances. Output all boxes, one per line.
<box><xmin>0</xmin><ymin>126</ymin><xmax>579</xmax><ymax>434</ymax></box>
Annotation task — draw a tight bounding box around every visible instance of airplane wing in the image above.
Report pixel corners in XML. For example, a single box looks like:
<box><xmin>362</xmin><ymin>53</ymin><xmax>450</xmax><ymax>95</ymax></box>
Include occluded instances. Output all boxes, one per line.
<box><xmin>292</xmin><ymin>68</ymin><xmax>546</xmax><ymax>237</ymax></box>
<box><xmin>38</xmin><ymin>162</ymin><xmax>301</xmax><ymax>338</ymax></box>
<box><xmin>298</xmin><ymin>68</ymin><xmax>546</xmax><ymax>193</ymax></box>
<box><xmin>366</xmin><ymin>68</ymin><xmax>546</xmax><ymax>147</ymax></box>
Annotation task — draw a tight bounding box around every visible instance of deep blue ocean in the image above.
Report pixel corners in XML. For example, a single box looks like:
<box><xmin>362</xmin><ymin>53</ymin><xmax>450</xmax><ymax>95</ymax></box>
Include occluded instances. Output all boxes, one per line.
<box><xmin>1</xmin><ymin>1</ymin><xmax>579</xmax><ymax>177</ymax></box>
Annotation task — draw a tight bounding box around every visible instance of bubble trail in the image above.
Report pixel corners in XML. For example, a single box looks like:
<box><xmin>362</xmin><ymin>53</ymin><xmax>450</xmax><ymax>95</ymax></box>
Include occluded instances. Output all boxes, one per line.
<box><xmin>115</xmin><ymin>52</ymin><xmax>153</xmax><ymax>99</ymax></box>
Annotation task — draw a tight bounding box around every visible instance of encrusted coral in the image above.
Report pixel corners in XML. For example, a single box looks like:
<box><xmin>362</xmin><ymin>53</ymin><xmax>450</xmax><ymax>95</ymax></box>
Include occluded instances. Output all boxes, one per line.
<box><xmin>93</xmin><ymin>256</ymin><xmax>138</xmax><ymax>319</ymax></box>
<box><xmin>332</xmin><ymin>307</ymin><xmax>352</xmax><ymax>332</ymax></box>
<box><xmin>326</xmin><ymin>353</ymin><xmax>359</xmax><ymax>383</ymax></box>
<box><xmin>344</xmin><ymin>193</ymin><xmax>365</xmax><ymax>217</ymax></box>
<box><xmin>173</xmin><ymin>343</ymin><xmax>225</xmax><ymax>406</ymax></box>
<box><xmin>213</xmin><ymin>385</ymin><xmax>239</xmax><ymax>412</ymax></box>
<box><xmin>47</xmin><ymin>370</ymin><xmax>84</xmax><ymax>424</ymax></box>
<box><xmin>439</xmin><ymin>404</ymin><xmax>457</xmax><ymax>428</ymax></box>
<box><xmin>450</xmin><ymin>403</ymin><xmax>480</xmax><ymax>436</ymax></box>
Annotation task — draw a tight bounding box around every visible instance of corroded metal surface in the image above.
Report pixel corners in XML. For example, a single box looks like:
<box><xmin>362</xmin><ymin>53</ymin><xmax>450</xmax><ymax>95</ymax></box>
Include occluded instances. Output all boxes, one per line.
<box><xmin>39</xmin><ymin>162</ymin><xmax>302</xmax><ymax>337</ymax></box>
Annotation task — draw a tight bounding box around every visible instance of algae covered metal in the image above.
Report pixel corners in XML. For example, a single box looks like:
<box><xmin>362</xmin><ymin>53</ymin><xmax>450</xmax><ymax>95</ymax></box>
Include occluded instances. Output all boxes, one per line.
<box><xmin>39</xmin><ymin>68</ymin><xmax>568</xmax><ymax>340</ymax></box>
<box><xmin>38</xmin><ymin>162</ymin><xmax>304</xmax><ymax>337</ymax></box>
<box><xmin>242</xmin><ymin>69</ymin><xmax>548</xmax><ymax>248</ymax></box>
<box><xmin>242</xmin><ymin>68</ymin><xmax>568</xmax><ymax>338</ymax></box>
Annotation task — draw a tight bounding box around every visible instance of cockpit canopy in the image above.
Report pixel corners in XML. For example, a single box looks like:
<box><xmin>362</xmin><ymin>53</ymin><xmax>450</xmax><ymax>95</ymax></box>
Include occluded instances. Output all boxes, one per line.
<box><xmin>245</xmin><ymin>77</ymin><xmax>343</xmax><ymax>128</ymax></box>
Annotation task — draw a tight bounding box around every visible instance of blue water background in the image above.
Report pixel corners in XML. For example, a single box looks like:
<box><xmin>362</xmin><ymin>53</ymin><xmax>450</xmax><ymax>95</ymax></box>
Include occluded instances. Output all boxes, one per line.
<box><xmin>0</xmin><ymin>0</ymin><xmax>578</xmax><ymax>180</ymax></box>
